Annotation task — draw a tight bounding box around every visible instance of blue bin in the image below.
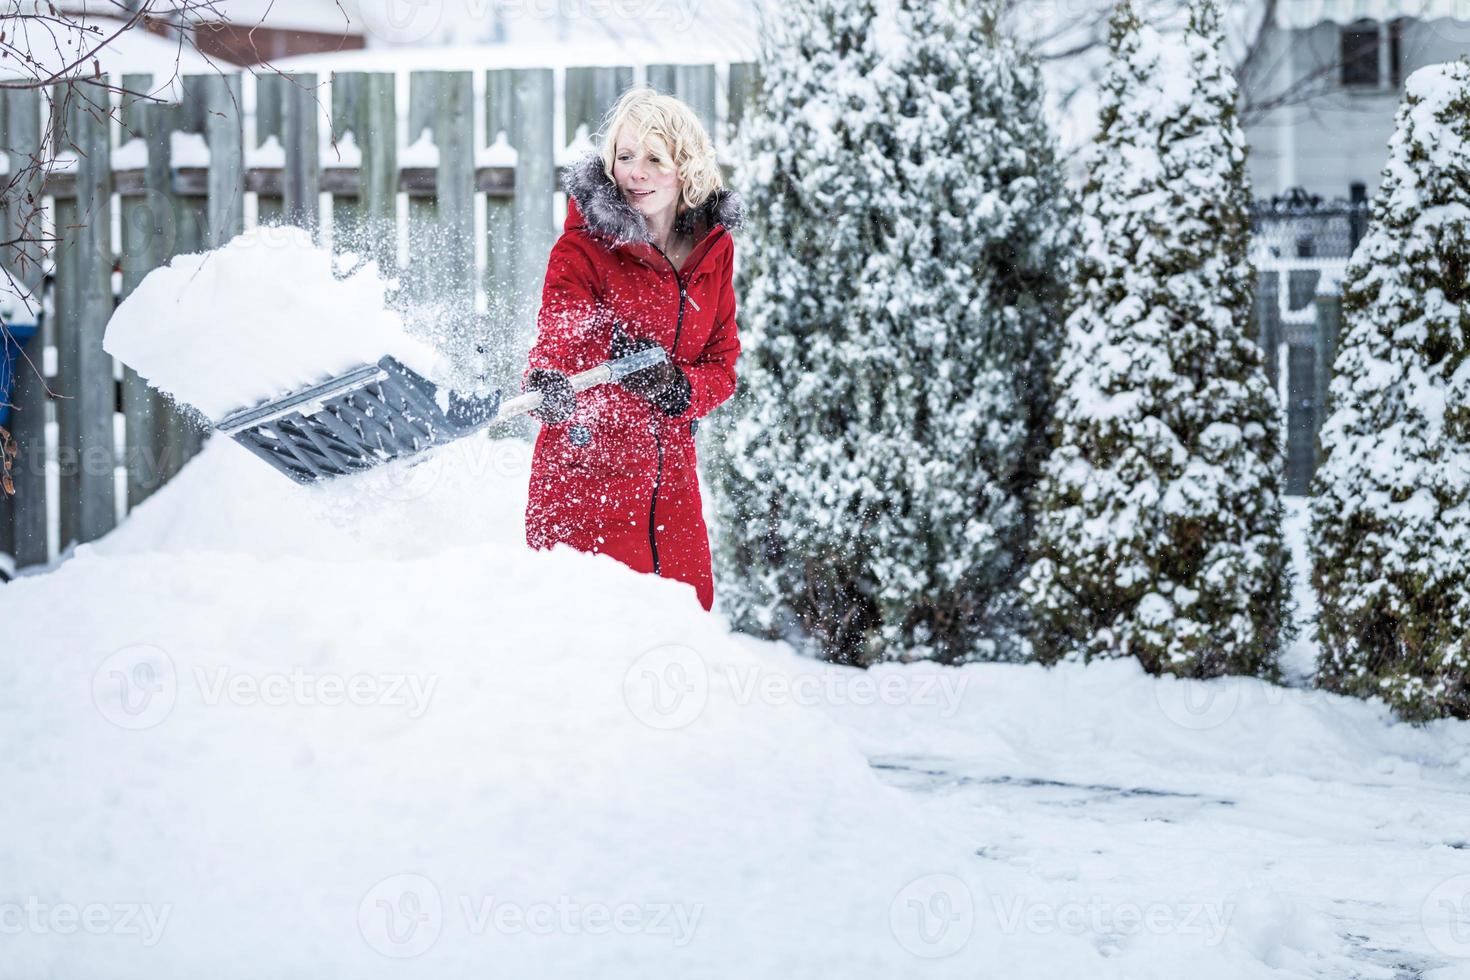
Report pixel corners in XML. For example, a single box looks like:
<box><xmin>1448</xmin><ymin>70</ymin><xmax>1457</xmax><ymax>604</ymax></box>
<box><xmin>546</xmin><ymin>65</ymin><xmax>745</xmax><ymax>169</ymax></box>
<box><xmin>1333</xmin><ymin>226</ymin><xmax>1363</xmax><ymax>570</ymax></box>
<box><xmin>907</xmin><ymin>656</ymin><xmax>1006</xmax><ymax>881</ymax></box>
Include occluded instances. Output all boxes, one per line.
<box><xmin>1</xmin><ymin>322</ymin><xmax>39</xmax><ymax>429</ymax></box>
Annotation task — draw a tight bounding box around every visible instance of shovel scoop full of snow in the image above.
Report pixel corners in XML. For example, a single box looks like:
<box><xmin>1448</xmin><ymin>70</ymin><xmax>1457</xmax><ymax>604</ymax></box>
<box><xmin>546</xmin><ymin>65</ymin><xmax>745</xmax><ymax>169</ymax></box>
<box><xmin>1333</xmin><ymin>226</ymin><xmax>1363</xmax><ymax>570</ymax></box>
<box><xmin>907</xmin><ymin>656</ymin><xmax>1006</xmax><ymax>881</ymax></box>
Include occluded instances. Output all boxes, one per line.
<box><xmin>214</xmin><ymin>347</ymin><xmax>666</xmax><ymax>485</ymax></box>
<box><xmin>102</xmin><ymin>226</ymin><xmax>666</xmax><ymax>485</ymax></box>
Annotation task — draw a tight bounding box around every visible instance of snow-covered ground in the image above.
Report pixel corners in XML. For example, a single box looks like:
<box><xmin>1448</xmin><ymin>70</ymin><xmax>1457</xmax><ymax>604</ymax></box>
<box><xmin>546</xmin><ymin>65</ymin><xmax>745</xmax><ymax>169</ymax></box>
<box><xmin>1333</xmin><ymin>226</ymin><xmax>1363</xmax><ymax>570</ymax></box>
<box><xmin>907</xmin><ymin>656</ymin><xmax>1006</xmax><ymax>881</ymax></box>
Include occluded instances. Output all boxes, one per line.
<box><xmin>6</xmin><ymin>230</ymin><xmax>1470</xmax><ymax>977</ymax></box>
<box><xmin>4</xmin><ymin>430</ymin><xmax>1470</xmax><ymax>978</ymax></box>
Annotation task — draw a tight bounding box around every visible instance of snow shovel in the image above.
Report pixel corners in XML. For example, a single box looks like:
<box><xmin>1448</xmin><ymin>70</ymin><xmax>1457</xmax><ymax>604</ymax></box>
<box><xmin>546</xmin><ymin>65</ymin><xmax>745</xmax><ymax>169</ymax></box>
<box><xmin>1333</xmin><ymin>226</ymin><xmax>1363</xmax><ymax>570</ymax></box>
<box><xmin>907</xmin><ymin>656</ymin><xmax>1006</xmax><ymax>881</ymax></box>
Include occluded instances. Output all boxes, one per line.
<box><xmin>215</xmin><ymin>347</ymin><xmax>668</xmax><ymax>485</ymax></box>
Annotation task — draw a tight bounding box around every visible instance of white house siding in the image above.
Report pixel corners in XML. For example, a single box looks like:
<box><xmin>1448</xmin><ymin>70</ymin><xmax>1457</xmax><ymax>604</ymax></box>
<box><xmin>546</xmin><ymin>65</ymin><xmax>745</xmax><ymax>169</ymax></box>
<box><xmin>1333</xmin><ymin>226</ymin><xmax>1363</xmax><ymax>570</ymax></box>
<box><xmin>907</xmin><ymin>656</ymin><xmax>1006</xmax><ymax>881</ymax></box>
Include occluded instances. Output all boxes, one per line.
<box><xmin>1243</xmin><ymin>14</ymin><xmax>1470</xmax><ymax>199</ymax></box>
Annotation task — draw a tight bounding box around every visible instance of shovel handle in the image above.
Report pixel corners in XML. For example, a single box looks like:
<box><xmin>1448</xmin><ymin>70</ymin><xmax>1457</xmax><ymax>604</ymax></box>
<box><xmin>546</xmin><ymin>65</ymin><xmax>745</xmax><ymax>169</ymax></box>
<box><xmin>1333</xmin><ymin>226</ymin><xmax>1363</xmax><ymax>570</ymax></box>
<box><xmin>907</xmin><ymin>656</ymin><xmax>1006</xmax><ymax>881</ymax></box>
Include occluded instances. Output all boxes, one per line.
<box><xmin>493</xmin><ymin>346</ymin><xmax>669</xmax><ymax>425</ymax></box>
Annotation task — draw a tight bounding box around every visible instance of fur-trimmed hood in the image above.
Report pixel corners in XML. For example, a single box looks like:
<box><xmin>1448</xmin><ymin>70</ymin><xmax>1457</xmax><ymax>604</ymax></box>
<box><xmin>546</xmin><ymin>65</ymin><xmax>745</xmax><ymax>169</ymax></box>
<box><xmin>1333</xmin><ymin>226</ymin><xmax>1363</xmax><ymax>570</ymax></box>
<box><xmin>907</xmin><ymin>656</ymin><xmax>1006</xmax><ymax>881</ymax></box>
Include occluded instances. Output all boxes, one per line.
<box><xmin>561</xmin><ymin>151</ymin><xmax>744</xmax><ymax>249</ymax></box>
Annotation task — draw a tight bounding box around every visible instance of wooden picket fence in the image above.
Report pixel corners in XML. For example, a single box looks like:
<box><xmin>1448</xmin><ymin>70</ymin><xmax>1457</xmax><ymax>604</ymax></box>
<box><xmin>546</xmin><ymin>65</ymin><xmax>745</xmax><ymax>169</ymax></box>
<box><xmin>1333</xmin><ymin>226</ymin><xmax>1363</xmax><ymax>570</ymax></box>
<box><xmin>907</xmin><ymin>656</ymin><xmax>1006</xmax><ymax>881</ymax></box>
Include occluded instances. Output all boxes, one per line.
<box><xmin>0</xmin><ymin>64</ymin><xmax>759</xmax><ymax>573</ymax></box>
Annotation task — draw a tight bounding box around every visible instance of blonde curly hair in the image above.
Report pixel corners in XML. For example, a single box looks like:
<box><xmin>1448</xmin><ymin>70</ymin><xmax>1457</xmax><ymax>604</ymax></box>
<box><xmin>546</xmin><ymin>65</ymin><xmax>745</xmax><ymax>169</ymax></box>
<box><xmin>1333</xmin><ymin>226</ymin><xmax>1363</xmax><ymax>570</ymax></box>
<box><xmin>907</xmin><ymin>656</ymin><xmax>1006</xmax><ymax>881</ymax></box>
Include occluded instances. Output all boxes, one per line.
<box><xmin>599</xmin><ymin>87</ymin><xmax>724</xmax><ymax>215</ymax></box>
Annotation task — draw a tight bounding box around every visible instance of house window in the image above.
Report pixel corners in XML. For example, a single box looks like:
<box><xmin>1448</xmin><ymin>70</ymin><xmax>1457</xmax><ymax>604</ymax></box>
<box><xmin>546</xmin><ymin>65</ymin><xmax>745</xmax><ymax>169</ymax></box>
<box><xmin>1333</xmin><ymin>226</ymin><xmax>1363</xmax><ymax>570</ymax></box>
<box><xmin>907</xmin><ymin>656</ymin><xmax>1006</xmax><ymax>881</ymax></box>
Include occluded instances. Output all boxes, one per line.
<box><xmin>1340</xmin><ymin>20</ymin><xmax>1381</xmax><ymax>86</ymax></box>
<box><xmin>1340</xmin><ymin>18</ymin><xmax>1408</xmax><ymax>89</ymax></box>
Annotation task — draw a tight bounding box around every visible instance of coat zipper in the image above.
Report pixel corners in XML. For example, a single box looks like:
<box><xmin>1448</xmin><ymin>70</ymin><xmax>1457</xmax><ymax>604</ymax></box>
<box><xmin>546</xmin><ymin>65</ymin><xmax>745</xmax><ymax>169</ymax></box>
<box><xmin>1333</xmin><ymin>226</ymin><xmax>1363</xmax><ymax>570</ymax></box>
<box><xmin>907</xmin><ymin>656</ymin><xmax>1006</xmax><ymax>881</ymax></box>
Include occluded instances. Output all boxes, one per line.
<box><xmin>654</xmin><ymin>245</ymin><xmax>689</xmax><ymax>353</ymax></box>
<box><xmin>646</xmin><ymin>244</ymin><xmax>689</xmax><ymax>576</ymax></box>
<box><xmin>649</xmin><ymin>431</ymin><xmax>664</xmax><ymax>574</ymax></box>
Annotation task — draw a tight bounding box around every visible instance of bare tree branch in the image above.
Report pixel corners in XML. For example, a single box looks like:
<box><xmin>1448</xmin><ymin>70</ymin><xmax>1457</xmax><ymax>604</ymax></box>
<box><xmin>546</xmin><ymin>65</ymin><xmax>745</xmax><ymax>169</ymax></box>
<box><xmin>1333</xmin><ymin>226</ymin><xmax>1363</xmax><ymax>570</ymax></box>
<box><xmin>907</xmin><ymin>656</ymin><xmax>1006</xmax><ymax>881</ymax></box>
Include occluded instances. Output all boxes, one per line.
<box><xmin>0</xmin><ymin>0</ymin><xmax>284</xmax><ymax>496</ymax></box>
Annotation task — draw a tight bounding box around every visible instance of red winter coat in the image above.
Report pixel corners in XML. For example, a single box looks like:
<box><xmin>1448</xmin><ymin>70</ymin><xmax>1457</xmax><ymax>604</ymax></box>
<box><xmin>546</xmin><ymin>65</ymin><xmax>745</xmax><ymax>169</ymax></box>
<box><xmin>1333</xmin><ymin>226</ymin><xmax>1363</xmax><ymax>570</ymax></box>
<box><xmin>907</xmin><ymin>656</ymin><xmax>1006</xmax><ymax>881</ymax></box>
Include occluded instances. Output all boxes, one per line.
<box><xmin>523</xmin><ymin>152</ymin><xmax>744</xmax><ymax>610</ymax></box>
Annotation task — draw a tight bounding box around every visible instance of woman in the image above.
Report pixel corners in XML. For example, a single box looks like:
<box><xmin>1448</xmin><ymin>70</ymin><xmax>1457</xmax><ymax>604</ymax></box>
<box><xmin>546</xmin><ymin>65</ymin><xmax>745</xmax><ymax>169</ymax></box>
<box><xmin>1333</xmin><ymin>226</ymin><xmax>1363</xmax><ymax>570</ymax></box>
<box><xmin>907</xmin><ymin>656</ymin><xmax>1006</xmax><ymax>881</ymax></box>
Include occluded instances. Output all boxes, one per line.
<box><xmin>523</xmin><ymin>88</ymin><xmax>743</xmax><ymax>611</ymax></box>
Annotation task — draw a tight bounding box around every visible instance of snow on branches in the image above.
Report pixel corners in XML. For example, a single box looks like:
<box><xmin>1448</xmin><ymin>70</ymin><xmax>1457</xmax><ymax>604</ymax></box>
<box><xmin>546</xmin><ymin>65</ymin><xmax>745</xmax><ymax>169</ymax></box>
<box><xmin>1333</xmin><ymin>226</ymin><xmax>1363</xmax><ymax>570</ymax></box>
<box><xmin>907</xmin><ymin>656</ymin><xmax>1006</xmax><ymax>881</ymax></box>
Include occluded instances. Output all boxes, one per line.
<box><xmin>1310</xmin><ymin>58</ymin><xmax>1470</xmax><ymax>722</ymax></box>
<box><xmin>1022</xmin><ymin>0</ymin><xmax>1292</xmax><ymax>679</ymax></box>
<box><xmin>711</xmin><ymin>0</ymin><xmax>1076</xmax><ymax>664</ymax></box>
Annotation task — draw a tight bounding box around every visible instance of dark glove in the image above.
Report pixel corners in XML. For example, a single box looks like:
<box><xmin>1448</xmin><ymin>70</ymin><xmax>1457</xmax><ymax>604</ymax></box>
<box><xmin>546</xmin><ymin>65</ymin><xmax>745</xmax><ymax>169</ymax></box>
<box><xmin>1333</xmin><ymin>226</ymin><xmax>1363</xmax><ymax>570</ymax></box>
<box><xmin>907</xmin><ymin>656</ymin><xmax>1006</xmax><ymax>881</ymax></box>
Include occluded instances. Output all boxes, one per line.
<box><xmin>611</xmin><ymin>328</ymin><xmax>691</xmax><ymax>417</ymax></box>
<box><xmin>526</xmin><ymin>368</ymin><xmax>575</xmax><ymax>425</ymax></box>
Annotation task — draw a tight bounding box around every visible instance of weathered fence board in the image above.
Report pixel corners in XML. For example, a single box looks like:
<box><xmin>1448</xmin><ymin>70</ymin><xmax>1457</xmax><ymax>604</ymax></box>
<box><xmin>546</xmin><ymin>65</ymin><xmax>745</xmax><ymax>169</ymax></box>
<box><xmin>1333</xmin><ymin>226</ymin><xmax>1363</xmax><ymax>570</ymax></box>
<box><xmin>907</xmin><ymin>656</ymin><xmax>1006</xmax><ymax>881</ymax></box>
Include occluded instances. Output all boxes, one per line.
<box><xmin>645</xmin><ymin>64</ymin><xmax>718</xmax><ymax>138</ymax></box>
<box><xmin>327</xmin><ymin>71</ymin><xmax>365</xmax><ymax>249</ymax></box>
<box><xmin>163</xmin><ymin>94</ymin><xmax>210</xmax><ymax>489</ymax></box>
<box><xmin>51</xmin><ymin>88</ymin><xmax>81</xmax><ymax>551</ymax></box>
<box><xmin>565</xmin><ymin>65</ymin><xmax>633</xmax><ymax>144</ymax></box>
<box><xmin>483</xmin><ymin>68</ymin><xmax>520</xmax><ymax>408</ymax></box>
<box><xmin>437</xmin><ymin>71</ymin><xmax>476</xmax><ymax>313</ymax></box>
<box><xmin>507</xmin><ymin>67</ymin><xmax>556</xmax><ymax>441</ymax></box>
<box><xmin>204</xmin><ymin>73</ymin><xmax>245</xmax><ymax>248</ymax></box>
<box><xmin>253</xmin><ymin>72</ymin><xmax>283</xmax><ymax>224</ymax></box>
<box><xmin>255</xmin><ymin>72</ymin><xmax>284</xmax><ymax>146</ymax></box>
<box><xmin>73</xmin><ymin>79</ymin><xmax>116</xmax><ymax>545</ymax></box>
<box><xmin>3</xmin><ymin>87</ymin><xmax>47</xmax><ymax>567</ymax></box>
<box><xmin>405</xmin><ymin>71</ymin><xmax>442</xmax><ymax>303</ymax></box>
<box><xmin>282</xmin><ymin>73</ymin><xmax>320</xmax><ymax>231</ymax></box>
<box><xmin>726</xmin><ymin>62</ymin><xmax>760</xmax><ymax>137</ymax></box>
<box><xmin>118</xmin><ymin>78</ymin><xmax>172</xmax><ymax>509</ymax></box>
<box><xmin>360</xmin><ymin>72</ymin><xmax>396</xmax><ymax>270</ymax></box>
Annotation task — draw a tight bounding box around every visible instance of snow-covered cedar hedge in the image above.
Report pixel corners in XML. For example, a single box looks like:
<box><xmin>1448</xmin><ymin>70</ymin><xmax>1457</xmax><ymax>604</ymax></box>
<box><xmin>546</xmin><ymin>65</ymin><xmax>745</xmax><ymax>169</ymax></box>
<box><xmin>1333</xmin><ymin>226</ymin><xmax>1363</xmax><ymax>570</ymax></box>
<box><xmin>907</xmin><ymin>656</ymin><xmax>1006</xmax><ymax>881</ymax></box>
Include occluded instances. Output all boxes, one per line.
<box><xmin>1021</xmin><ymin>0</ymin><xmax>1292</xmax><ymax>679</ymax></box>
<box><xmin>713</xmin><ymin>0</ymin><xmax>1076</xmax><ymax>665</ymax></box>
<box><xmin>1310</xmin><ymin>58</ymin><xmax>1470</xmax><ymax>722</ymax></box>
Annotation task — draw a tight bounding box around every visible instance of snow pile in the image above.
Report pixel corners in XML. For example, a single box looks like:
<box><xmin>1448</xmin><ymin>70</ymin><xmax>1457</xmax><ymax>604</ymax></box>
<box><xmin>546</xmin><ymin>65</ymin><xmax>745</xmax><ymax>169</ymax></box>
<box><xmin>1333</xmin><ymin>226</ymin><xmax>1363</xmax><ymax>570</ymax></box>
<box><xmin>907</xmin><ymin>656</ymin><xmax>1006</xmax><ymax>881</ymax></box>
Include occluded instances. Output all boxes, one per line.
<box><xmin>0</xmin><ymin>435</ymin><xmax>988</xmax><ymax>978</ymax></box>
<box><xmin>5</xmin><ymin>413</ymin><xmax>1470</xmax><ymax>978</ymax></box>
<box><xmin>103</xmin><ymin>226</ymin><xmax>442</xmax><ymax>422</ymax></box>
